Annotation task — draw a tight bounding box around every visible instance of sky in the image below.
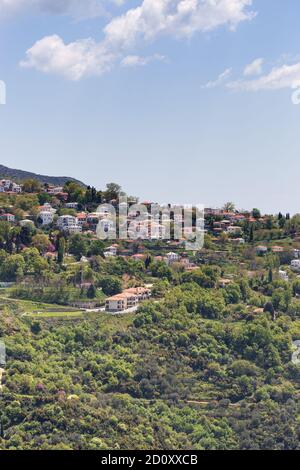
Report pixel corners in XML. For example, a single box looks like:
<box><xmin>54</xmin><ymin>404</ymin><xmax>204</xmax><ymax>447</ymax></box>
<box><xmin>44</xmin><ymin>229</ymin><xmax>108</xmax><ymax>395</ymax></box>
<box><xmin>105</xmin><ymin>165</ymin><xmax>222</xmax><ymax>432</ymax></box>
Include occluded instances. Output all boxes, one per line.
<box><xmin>1</xmin><ymin>0</ymin><xmax>300</xmax><ymax>214</ymax></box>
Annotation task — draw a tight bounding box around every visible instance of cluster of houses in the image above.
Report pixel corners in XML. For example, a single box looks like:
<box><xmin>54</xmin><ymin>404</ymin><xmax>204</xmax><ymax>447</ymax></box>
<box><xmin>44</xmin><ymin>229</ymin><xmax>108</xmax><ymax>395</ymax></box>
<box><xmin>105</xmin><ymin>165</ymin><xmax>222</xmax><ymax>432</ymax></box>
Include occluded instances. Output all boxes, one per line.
<box><xmin>0</xmin><ymin>179</ymin><xmax>22</xmax><ymax>194</ymax></box>
<box><xmin>204</xmin><ymin>208</ymin><xmax>248</xmax><ymax>242</ymax></box>
<box><xmin>102</xmin><ymin>245</ymin><xmax>198</xmax><ymax>271</ymax></box>
<box><xmin>105</xmin><ymin>286</ymin><xmax>151</xmax><ymax>312</ymax></box>
<box><xmin>255</xmin><ymin>245</ymin><xmax>300</xmax><ymax>276</ymax></box>
<box><xmin>0</xmin><ymin>179</ymin><xmax>69</xmax><ymax>197</ymax></box>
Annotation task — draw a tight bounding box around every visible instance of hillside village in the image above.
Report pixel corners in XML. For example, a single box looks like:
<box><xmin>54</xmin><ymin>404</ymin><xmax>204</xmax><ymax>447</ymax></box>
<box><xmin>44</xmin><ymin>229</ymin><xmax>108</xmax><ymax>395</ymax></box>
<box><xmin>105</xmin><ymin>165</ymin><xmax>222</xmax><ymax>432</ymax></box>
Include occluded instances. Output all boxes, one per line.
<box><xmin>1</xmin><ymin>177</ymin><xmax>300</xmax><ymax>311</ymax></box>
<box><xmin>1</xmin><ymin>175</ymin><xmax>300</xmax><ymax>450</ymax></box>
<box><xmin>1</xmin><ymin>177</ymin><xmax>300</xmax><ymax>285</ymax></box>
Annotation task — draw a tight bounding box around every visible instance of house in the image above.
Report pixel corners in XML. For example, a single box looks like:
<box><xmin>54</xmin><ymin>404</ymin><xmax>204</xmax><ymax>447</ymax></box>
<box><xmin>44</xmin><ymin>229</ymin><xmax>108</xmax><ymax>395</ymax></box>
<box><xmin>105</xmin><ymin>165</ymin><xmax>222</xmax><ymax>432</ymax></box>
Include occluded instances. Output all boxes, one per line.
<box><xmin>104</xmin><ymin>245</ymin><xmax>118</xmax><ymax>258</ymax></box>
<box><xmin>256</xmin><ymin>246</ymin><xmax>268</xmax><ymax>256</ymax></box>
<box><xmin>279</xmin><ymin>270</ymin><xmax>289</xmax><ymax>281</ymax></box>
<box><xmin>57</xmin><ymin>215</ymin><xmax>81</xmax><ymax>233</ymax></box>
<box><xmin>231</xmin><ymin>238</ymin><xmax>245</xmax><ymax>245</ymax></box>
<box><xmin>65</xmin><ymin>202</ymin><xmax>78</xmax><ymax>210</ymax></box>
<box><xmin>219</xmin><ymin>279</ymin><xmax>232</xmax><ymax>288</ymax></box>
<box><xmin>166</xmin><ymin>252</ymin><xmax>180</xmax><ymax>264</ymax></box>
<box><xmin>38</xmin><ymin>204</ymin><xmax>56</xmax><ymax>226</ymax></box>
<box><xmin>293</xmin><ymin>249</ymin><xmax>300</xmax><ymax>259</ymax></box>
<box><xmin>0</xmin><ymin>179</ymin><xmax>12</xmax><ymax>191</ymax></box>
<box><xmin>48</xmin><ymin>186</ymin><xmax>64</xmax><ymax>195</ymax></box>
<box><xmin>272</xmin><ymin>246</ymin><xmax>284</xmax><ymax>253</ymax></box>
<box><xmin>291</xmin><ymin>259</ymin><xmax>300</xmax><ymax>271</ymax></box>
<box><xmin>125</xmin><ymin>287</ymin><xmax>151</xmax><ymax>300</ymax></box>
<box><xmin>38</xmin><ymin>211</ymin><xmax>54</xmax><ymax>226</ymax></box>
<box><xmin>180</xmin><ymin>258</ymin><xmax>197</xmax><ymax>271</ymax></box>
<box><xmin>87</xmin><ymin>212</ymin><xmax>102</xmax><ymax>228</ymax></box>
<box><xmin>105</xmin><ymin>287</ymin><xmax>151</xmax><ymax>312</ymax></box>
<box><xmin>56</xmin><ymin>192</ymin><xmax>69</xmax><ymax>202</ymax></box>
<box><xmin>20</xmin><ymin>219</ymin><xmax>34</xmax><ymax>228</ymax></box>
<box><xmin>12</xmin><ymin>183</ymin><xmax>22</xmax><ymax>193</ymax></box>
<box><xmin>131</xmin><ymin>254</ymin><xmax>146</xmax><ymax>261</ymax></box>
<box><xmin>39</xmin><ymin>203</ymin><xmax>56</xmax><ymax>214</ymax></box>
<box><xmin>76</xmin><ymin>212</ymin><xmax>88</xmax><ymax>226</ymax></box>
<box><xmin>227</xmin><ymin>226</ymin><xmax>243</xmax><ymax>235</ymax></box>
<box><xmin>205</xmin><ymin>208</ymin><xmax>222</xmax><ymax>216</ymax></box>
<box><xmin>0</xmin><ymin>213</ymin><xmax>15</xmax><ymax>223</ymax></box>
<box><xmin>107</xmin><ymin>245</ymin><xmax>118</xmax><ymax>256</ymax></box>
<box><xmin>105</xmin><ymin>292</ymin><xmax>138</xmax><ymax>312</ymax></box>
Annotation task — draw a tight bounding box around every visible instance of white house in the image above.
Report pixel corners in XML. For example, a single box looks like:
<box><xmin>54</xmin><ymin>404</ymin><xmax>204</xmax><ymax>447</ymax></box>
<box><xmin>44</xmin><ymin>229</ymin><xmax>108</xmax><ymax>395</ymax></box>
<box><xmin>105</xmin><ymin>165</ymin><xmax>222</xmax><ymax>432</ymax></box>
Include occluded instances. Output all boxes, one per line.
<box><xmin>20</xmin><ymin>219</ymin><xmax>35</xmax><ymax>228</ymax></box>
<box><xmin>105</xmin><ymin>287</ymin><xmax>151</xmax><ymax>312</ymax></box>
<box><xmin>291</xmin><ymin>259</ymin><xmax>300</xmax><ymax>271</ymax></box>
<box><xmin>0</xmin><ymin>180</ymin><xmax>12</xmax><ymax>191</ymax></box>
<box><xmin>106</xmin><ymin>245</ymin><xmax>118</xmax><ymax>256</ymax></box>
<box><xmin>38</xmin><ymin>211</ymin><xmax>54</xmax><ymax>226</ymax></box>
<box><xmin>57</xmin><ymin>215</ymin><xmax>81</xmax><ymax>233</ymax></box>
<box><xmin>48</xmin><ymin>186</ymin><xmax>64</xmax><ymax>195</ymax></box>
<box><xmin>279</xmin><ymin>270</ymin><xmax>289</xmax><ymax>281</ymax></box>
<box><xmin>0</xmin><ymin>213</ymin><xmax>15</xmax><ymax>223</ymax></box>
<box><xmin>39</xmin><ymin>203</ymin><xmax>56</xmax><ymax>214</ymax></box>
<box><xmin>12</xmin><ymin>183</ymin><xmax>22</xmax><ymax>193</ymax></box>
<box><xmin>293</xmin><ymin>249</ymin><xmax>300</xmax><ymax>259</ymax></box>
<box><xmin>66</xmin><ymin>202</ymin><xmax>78</xmax><ymax>210</ymax></box>
<box><xmin>256</xmin><ymin>246</ymin><xmax>268</xmax><ymax>256</ymax></box>
<box><xmin>166</xmin><ymin>252</ymin><xmax>180</xmax><ymax>264</ymax></box>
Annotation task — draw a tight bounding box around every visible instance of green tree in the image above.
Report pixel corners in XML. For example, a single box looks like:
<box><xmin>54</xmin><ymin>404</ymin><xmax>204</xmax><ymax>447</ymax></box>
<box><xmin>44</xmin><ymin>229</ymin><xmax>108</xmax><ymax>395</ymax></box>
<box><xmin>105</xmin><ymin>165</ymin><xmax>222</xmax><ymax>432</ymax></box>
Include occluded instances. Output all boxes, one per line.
<box><xmin>252</xmin><ymin>208</ymin><xmax>261</xmax><ymax>219</ymax></box>
<box><xmin>98</xmin><ymin>276</ymin><xmax>122</xmax><ymax>296</ymax></box>
<box><xmin>69</xmin><ymin>234</ymin><xmax>88</xmax><ymax>261</ymax></box>
<box><xmin>87</xmin><ymin>284</ymin><xmax>97</xmax><ymax>299</ymax></box>
<box><xmin>32</xmin><ymin>234</ymin><xmax>50</xmax><ymax>254</ymax></box>
<box><xmin>223</xmin><ymin>202</ymin><xmax>235</xmax><ymax>212</ymax></box>
<box><xmin>57</xmin><ymin>237</ymin><xmax>66</xmax><ymax>264</ymax></box>
<box><xmin>104</xmin><ymin>183</ymin><xmax>122</xmax><ymax>202</ymax></box>
<box><xmin>0</xmin><ymin>254</ymin><xmax>25</xmax><ymax>281</ymax></box>
<box><xmin>22</xmin><ymin>179</ymin><xmax>41</xmax><ymax>193</ymax></box>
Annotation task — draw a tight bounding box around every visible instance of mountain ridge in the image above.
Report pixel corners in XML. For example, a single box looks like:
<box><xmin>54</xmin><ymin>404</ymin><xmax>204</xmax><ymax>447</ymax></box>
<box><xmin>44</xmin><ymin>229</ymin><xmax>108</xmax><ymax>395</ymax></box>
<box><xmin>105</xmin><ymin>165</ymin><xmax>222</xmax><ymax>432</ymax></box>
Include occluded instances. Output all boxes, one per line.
<box><xmin>0</xmin><ymin>164</ymin><xmax>86</xmax><ymax>187</ymax></box>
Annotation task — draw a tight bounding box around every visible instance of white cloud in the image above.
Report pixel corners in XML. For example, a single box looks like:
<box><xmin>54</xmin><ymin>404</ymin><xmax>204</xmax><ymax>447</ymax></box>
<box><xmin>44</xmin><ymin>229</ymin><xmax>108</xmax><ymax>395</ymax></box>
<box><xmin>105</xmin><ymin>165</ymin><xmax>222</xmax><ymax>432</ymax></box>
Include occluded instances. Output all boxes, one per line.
<box><xmin>20</xmin><ymin>35</ymin><xmax>115</xmax><ymax>80</ymax></box>
<box><xmin>104</xmin><ymin>0</ymin><xmax>255</xmax><ymax>48</ymax></box>
<box><xmin>203</xmin><ymin>68</ymin><xmax>232</xmax><ymax>88</ymax></box>
<box><xmin>121</xmin><ymin>54</ymin><xmax>165</xmax><ymax>67</ymax></box>
<box><xmin>0</xmin><ymin>0</ymin><xmax>123</xmax><ymax>19</ymax></box>
<box><xmin>21</xmin><ymin>0</ymin><xmax>256</xmax><ymax>79</ymax></box>
<box><xmin>228</xmin><ymin>61</ymin><xmax>300</xmax><ymax>91</ymax></box>
<box><xmin>243</xmin><ymin>57</ymin><xmax>264</xmax><ymax>76</ymax></box>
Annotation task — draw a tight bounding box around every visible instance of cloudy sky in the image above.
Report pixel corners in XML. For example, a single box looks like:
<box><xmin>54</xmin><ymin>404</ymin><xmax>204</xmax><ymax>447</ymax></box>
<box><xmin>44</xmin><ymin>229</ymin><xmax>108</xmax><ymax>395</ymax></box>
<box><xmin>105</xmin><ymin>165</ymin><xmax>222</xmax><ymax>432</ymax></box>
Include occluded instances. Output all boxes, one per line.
<box><xmin>1</xmin><ymin>0</ymin><xmax>300</xmax><ymax>213</ymax></box>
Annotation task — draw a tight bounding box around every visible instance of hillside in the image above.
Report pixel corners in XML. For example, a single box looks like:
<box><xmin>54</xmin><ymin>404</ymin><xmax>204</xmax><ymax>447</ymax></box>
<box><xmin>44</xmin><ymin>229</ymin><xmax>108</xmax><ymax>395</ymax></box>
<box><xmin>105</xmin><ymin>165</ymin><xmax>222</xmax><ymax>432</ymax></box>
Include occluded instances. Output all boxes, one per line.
<box><xmin>0</xmin><ymin>164</ymin><xmax>86</xmax><ymax>187</ymax></box>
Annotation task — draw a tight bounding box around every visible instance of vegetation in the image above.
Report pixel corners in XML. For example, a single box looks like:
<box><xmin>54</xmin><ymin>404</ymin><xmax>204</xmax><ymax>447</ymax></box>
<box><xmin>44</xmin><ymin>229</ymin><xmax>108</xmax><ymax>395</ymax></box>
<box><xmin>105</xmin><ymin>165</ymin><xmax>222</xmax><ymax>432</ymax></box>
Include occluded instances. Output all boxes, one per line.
<box><xmin>0</xmin><ymin>181</ymin><xmax>300</xmax><ymax>450</ymax></box>
<box><xmin>0</xmin><ymin>164</ymin><xmax>85</xmax><ymax>187</ymax></box>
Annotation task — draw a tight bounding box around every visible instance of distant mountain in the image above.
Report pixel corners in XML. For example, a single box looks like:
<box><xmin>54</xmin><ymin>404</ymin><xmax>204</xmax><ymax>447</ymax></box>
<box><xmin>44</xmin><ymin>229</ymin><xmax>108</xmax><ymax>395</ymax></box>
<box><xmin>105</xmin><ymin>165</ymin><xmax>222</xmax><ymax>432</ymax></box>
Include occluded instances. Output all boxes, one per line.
<box><xmin>0</xmin><ymin>164</ymin><xmax>86</xmax><ymax>187</ymax></box>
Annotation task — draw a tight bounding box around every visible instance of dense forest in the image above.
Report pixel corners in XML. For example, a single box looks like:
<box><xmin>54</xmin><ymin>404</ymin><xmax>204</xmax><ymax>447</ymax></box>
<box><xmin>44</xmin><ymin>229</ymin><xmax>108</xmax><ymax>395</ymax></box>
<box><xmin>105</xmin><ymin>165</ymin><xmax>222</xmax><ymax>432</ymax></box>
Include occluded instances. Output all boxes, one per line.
<box><xmin>0</xmin><ymin>281</ymin><xmax>300</xmax><ymax>450</ymax></box>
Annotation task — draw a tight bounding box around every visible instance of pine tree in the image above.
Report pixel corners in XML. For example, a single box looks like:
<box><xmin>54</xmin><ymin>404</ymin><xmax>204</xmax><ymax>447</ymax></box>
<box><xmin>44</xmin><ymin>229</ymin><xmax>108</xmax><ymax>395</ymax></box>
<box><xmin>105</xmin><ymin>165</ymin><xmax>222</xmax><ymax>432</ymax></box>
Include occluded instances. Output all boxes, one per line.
<box><xmin>87</xmin><ymin>284</ymin><xmax>97</xmax><ymax>299</ymax></box>
<box><xmin>57</xmin><ymin>237</ymin><xmax>66</xmax><ymax>264</ymax></box>
<box><xmin>268</xmin><ymin>268</ymin><xmax>273</xmax><ymax>283</ymax></box>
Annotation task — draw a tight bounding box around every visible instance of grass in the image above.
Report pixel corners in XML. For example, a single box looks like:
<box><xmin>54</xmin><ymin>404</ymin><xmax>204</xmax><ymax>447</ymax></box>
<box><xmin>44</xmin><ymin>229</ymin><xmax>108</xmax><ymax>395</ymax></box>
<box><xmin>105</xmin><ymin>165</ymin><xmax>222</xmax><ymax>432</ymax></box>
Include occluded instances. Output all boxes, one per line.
<box><xmin>26</xmin><ymin>311</ymin><xmax>84</xmax><ymax>319</ymax></box>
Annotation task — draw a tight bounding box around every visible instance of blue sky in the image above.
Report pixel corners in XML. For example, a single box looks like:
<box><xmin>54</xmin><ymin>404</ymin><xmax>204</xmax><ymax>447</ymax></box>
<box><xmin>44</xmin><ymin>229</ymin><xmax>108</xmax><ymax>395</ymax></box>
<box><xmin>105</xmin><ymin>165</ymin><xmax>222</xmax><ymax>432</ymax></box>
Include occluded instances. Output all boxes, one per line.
<box><xmin>1</xmin><ymin>0</ymin><xmax>300</xmax><ymax>214</ymax></box>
